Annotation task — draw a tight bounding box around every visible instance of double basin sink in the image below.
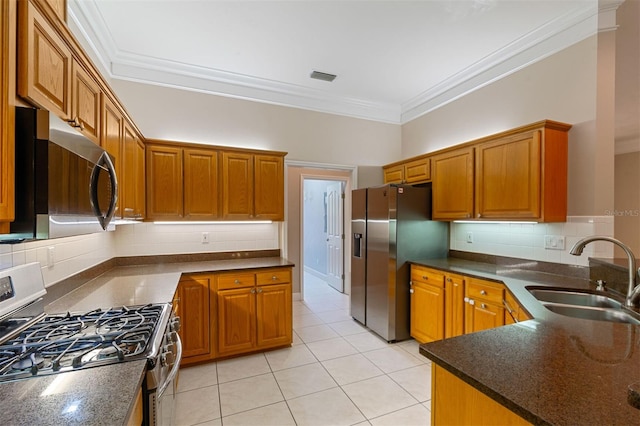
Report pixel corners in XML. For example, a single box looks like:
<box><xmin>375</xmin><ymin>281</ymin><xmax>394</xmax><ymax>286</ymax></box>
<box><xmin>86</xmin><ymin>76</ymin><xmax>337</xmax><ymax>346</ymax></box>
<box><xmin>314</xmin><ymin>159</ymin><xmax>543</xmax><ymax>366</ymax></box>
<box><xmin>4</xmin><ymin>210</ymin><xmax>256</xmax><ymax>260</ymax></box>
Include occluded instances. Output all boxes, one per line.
<box><xmin>527</xmin><ymin>287</ymin><xmax>640</xmax><ymax>326</ymax></box>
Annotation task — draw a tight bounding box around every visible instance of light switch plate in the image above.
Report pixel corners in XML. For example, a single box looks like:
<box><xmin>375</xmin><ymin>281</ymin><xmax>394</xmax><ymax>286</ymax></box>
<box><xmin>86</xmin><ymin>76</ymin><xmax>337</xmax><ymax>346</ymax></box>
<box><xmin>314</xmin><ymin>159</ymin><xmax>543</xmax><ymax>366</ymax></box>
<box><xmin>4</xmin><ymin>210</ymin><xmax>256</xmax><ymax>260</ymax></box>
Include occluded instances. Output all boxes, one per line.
<box><xmin>544</xmin><ymin>235</ymin><xmax>565</xmax><ymax>250</ymax></box>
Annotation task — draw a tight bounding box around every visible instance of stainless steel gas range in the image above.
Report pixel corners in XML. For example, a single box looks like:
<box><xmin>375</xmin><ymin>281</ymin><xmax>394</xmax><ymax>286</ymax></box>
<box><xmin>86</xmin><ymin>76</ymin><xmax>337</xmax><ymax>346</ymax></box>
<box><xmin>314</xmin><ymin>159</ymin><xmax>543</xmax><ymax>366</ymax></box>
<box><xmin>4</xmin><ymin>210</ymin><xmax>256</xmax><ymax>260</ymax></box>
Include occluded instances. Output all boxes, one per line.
<box><xmin>0</xmin><ymin>262</ymin><xmax>182</xmax><ymax>425</ymax></box>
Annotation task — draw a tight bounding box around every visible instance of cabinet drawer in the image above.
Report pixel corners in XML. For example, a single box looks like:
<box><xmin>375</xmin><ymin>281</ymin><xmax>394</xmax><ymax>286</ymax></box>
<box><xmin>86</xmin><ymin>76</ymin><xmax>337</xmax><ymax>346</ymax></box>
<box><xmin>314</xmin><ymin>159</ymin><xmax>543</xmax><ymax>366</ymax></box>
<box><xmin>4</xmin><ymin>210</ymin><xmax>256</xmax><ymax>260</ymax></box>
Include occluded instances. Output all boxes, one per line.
<box><xmin>217</xmin><ymin>272</ymin><xmax>256</xmax><ymax>290</ymax></box>
<box><xmin>411</xmin><ymin>266</ymin><xmax>445</xmax><ymax>287</ymax></box>
<box><xmin>256</xmin><ymin>268</ymin><xmax>291</xmax><ymax>286</ymax></box>
<box><xmin>466</xmin><ymin>278</ymin><xmax>504</xmax><ymax>304</ymax></box>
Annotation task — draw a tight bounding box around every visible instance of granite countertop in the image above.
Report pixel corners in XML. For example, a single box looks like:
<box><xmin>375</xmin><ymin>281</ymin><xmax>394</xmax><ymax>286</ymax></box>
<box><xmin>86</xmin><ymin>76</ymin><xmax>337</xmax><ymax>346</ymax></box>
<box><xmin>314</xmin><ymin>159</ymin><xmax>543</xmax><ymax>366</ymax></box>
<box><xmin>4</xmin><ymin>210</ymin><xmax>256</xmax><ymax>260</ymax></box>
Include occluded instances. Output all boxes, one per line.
<box><xmin>2</xmin><ymin>256</ymin><xmax>293</xmax><ymax>426</ymax></box>
<box><xmin>412</xmin><ymin>258</ymin><xmax>640</xmax><ymax>425</ymax></box>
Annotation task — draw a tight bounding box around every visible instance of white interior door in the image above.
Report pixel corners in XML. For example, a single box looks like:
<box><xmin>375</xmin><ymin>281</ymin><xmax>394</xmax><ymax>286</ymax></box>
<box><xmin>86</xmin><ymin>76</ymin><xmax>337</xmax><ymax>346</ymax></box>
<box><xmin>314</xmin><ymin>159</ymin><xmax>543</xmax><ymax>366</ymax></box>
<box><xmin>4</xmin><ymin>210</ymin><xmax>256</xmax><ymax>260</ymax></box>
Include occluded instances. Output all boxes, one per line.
<box><xmin>325</xmin><ymin>181</ymin><xmax>344</xmax><ymax>292</ymax></box>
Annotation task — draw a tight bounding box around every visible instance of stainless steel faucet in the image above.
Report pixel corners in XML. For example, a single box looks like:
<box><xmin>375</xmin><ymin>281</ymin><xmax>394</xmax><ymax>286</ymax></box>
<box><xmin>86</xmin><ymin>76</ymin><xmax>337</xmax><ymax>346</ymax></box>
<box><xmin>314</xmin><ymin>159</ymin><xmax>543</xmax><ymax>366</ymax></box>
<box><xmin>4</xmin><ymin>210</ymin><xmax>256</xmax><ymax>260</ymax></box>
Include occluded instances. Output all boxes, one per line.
<box><xmin>569</xmin><ymin>235</ymin><xmax>640</xmax><ymax>308</ymax></box>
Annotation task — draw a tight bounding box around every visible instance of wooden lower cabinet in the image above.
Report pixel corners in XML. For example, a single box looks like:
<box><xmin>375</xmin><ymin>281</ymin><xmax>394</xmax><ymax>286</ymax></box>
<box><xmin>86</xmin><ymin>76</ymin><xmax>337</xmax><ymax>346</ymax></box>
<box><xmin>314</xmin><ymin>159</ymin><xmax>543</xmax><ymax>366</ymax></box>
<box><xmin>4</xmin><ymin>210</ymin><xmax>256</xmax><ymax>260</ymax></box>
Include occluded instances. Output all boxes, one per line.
<box><xmin>410</xmin><ymin>266</ymin><xmax>445</xmax><ymax>343</ymax></box>
<box><xmin>464</xmin><ymin>278</ymin><xmax>505</xmax><ymax>334</ymax></box>
<box><xmin>410</xmin><ymin>265</ymin><xmax>528</xmax><ymax>342</ymax></box>
<box><xmin>178</xmin><ymin>267</ymin><xmax>292</xmax><ymax>365</ymax></box>
<box><xmin>444</xmin><ymin>273</ymin><xmax>465</xmax><ymax>339</ymax></box>
<box><xmin>175</xmin><ymin>275</ymin><xmax>213</xmax><ymax>364</ymax></box>
<box><xmin>432</xmin><ymin>365</ymin><xmax>531</xmax><ymax>425</ymax></box>
<box><xmin>504</xmin><ymin>291</ymin><xmax>533</xmax><ymax>325</ymax></box>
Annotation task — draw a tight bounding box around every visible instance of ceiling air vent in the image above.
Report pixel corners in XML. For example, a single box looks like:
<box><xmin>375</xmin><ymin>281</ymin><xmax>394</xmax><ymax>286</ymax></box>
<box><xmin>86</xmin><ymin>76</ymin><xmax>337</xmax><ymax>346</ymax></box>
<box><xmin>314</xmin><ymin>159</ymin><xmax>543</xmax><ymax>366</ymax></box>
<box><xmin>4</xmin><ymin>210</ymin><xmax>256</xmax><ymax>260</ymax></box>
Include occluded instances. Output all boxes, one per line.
<box><xmin>310</xmin><ymin>70</ymin><xmax>337</xmax><ymax>82</ymax></box>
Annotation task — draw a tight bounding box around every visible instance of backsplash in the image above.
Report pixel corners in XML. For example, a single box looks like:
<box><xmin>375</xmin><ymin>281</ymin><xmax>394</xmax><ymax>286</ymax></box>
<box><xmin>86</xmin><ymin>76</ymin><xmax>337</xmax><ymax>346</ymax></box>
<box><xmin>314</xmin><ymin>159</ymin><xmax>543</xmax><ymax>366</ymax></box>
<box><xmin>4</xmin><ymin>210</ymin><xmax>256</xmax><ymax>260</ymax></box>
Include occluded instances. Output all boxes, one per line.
<box><xmin>114</xmin><ymin>222</ymin><xmax>280</xmax><ymax>256</ymax></box>
<box><xmin>450</xmin><ymin>216</ymin><xmax>614</xmax><ymax>267</ymax></box>
<box><xmin>1</xmin><ymin>222</ymin><xmax>280</xmax><ymax>286</ymax></box>
<box><xmin>0</xmin><ymin>232</ymin><xmax>117</xmax><ymax>286</ymax></box>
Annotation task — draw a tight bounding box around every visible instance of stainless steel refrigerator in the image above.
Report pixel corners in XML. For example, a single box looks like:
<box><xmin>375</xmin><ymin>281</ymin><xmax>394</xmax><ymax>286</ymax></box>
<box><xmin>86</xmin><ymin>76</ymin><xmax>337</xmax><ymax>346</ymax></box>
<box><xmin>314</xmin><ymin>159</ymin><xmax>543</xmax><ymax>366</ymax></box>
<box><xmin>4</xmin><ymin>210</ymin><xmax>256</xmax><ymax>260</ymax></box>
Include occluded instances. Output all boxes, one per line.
<box><xmin>351</xmin><ymin>184</ymin><xmax>448</xmax><ymax>342</ymax></box>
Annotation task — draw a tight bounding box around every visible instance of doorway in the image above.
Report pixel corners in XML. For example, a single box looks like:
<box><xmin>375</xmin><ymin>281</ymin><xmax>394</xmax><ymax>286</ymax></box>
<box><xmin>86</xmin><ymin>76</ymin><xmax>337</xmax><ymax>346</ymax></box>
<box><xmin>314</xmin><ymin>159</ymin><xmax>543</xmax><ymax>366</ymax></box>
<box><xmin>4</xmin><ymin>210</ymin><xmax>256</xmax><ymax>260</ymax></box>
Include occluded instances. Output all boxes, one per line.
<box><xmin>284</xmin><ymin>163</ymin><xmax>355</xmax><ymax>304</ymax></box>
<box><xmin>302</xmin><ymin>178</ymin><xmax>345</xmax><ymax>293</ymax></box>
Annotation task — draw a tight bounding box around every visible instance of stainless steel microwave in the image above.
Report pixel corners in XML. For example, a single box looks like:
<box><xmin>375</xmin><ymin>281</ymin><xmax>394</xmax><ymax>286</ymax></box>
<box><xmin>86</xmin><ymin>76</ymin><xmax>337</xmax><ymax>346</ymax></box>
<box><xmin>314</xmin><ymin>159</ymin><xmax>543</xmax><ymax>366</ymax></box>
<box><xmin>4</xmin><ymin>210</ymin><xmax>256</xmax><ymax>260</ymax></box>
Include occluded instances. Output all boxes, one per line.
<box><xmin>4</xmin><ymin>107</ymin><xmax>118</xmax><ymax>241</ymax></box>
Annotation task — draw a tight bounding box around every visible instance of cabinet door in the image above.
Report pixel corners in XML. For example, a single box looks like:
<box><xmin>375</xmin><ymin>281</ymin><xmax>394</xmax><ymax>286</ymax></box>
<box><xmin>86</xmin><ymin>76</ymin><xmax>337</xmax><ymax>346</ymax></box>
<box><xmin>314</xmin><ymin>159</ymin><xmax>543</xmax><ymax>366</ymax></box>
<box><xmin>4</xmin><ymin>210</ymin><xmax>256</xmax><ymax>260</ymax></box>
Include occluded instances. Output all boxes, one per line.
<box><xmin>71</xmin><ymin>59</ymin><xmax>101</xmax><ymax>144</ymax></box>
<box><xmin>444</xmin><ymin>274</ymin><xmax>465</xmax><ymax>339</ymax></box>
<box><xmin>476</xmin><ymin>131</ymin><xmax>541</xmax><ymax>220</ymax></box>
<box><xmin>0</xmin><ymin>0</ymin><xmax>16</xmax><ymax>230</ymax></box>
<box><xmin>177</xmin><ymin>275</ymin><xmax>211</xmax><ymax>359</ymax></box>
<box><xmin>122</xmin><ymin>123</ymin><xmax>139</xmax><ymax>218</ymax></box>
<box><xmin>146</xmin><ymin>145</ymin><xmax>183</xmax><ymax>219</ymax></box>
<box><xmin>42</xmin><ymin>0</ymin><xmax>66</xmax><ymax>22</ymax></box>
<box><xmin>383</xmin><ymin>165</ymin><xmax>404</xmax><ymax>184</ymax></box>
<box><xmin>432</xmin><ymin>147</ymin><xmax>474</xmax><ymax>220</ymax></box>
<box><xmin>433</xmin><ymin>365</ymin><xmax>532</xmax><ymax>426</ymax></box>
<box><xmin>221</xmin><ymin>151</ymin><xmax>253</xmax><ymax>219</ymax></box>
<box><xmin>18</xmin><ymin>0</ymin><xmax>71</xmax><ymax>119</ymax></box>
<box><xmin>410</xmin><ymin>280</ymin><xmax>445</xmax><ymax>343</ymax></box>
<box><xmin>101</xmin><ymin>96</ymin><xmax>123</xmax><ymax>218</ymax></box>
<box><xmin>184</xmin><ymin>148</ymin><xmax>219</xmax><ymax>220</ymax></box>
<box><xmin>254</xmin><ymin>154</ymin><xmax>284</xmax><ymax>220</ymax></box>
<box><xmin>217</xmin><ymin>288</ymin><xmax>256</xmax><ymax>355</ymax></box>
<box><xmin>465</xmin><ymin>301</ymin><xmax>505</xmax><ymax>334</ymax></box>
<box><xmin>256</xmin><ymin>283</ymin><xmax>292</xmax><ymax>349</ymax></box>
<box><xmin>404</xmin><ymin>158</ymin><xmax>431</xmax><ymax>183</ymax></box>
<box><xmin>135</xmin><ymin>138</ymin><xmax>146</xmax><ymax>219</ymax></box>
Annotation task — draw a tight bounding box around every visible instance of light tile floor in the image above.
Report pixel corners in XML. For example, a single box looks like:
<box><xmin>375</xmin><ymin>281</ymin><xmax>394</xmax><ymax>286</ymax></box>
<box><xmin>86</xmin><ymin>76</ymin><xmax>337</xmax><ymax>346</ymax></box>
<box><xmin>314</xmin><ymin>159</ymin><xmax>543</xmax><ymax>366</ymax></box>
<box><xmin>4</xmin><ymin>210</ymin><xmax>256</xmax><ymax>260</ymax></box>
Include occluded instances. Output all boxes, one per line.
<box><xmin>174</xmin><ymin>273</ymin><xmax>432</xmax><ymax>426</ymax></box>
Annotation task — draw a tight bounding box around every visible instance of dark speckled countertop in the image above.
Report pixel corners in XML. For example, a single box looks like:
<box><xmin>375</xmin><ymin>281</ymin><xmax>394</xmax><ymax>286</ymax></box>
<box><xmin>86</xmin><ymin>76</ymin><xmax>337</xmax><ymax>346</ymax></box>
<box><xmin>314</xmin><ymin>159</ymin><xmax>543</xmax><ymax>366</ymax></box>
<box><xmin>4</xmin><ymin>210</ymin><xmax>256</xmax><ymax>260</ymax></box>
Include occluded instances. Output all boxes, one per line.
<box><xmin>0</xmin><ymin>256</ymin><xmax>294</xmax><ymax>426</ymax></box>
<box><xmin>413</xmin><ymin>258</ymin><xmax>640</xmax><ymax>425</ymax></box>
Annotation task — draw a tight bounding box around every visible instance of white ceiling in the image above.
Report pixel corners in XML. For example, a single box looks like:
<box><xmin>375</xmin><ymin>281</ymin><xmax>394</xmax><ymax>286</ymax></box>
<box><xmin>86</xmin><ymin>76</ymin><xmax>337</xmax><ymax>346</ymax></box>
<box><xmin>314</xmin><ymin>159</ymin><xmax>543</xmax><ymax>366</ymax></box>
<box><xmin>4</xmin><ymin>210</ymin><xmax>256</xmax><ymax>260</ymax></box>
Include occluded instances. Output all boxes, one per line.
<box><xmin>69</xmin><ymin>0</ymin><xmax>599</xmax><ymax>124</ymax></box>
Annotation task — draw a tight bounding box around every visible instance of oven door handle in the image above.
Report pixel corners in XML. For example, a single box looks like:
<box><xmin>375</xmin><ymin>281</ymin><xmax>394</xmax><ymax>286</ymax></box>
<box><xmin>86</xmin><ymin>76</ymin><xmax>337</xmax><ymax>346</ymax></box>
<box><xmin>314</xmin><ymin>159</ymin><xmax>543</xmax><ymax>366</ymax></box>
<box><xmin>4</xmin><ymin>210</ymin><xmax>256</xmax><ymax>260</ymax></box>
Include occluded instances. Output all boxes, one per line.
<box><xmin>158</xmin><ymin>334</ymin><xmax>182</xmax><ymax>398</ymax></box>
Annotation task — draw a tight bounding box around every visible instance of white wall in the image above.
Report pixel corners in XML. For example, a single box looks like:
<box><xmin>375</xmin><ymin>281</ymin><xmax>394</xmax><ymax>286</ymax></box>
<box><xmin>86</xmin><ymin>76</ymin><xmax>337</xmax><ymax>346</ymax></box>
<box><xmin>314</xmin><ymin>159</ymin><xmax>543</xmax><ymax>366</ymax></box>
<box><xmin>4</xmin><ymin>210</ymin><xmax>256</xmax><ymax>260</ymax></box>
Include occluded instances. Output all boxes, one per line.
<box><xmin>110</xmin><ymin>80</ymin><xmax>402</xmax><ymax>167</ymax></box>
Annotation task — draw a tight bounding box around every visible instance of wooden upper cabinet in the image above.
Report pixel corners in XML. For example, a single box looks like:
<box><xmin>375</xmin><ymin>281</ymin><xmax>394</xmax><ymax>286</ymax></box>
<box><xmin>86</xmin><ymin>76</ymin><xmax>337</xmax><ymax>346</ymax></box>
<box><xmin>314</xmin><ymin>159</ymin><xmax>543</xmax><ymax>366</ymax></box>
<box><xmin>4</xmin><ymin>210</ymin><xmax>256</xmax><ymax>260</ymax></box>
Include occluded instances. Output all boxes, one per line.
<box><xmin>222</xmin><ymin>151</ymin><xmax>253</xmax><ymax>219</ymax></box>
<box><xmin>0</xmin><ymin>0</ymin><xmax>16</xmax><ymax>231</ymax></box>
<box><xmin>221</xmin><ymin>151</ymin><xmax>285</xmax><ymax>221</ymax></box>
<box><xmin>42</xmin><ymin>0</ymin><xmax>66</xmax><ymax>22</ymax></box>
<box><xmin>146</xmin><ymin>145</ymin><xmax>183</xmax><ymax>219</ymax></box>
<box><xmin>383</xmin><ymin>164</ymin><xmax>404</xmax><ymax>184</ymax></box>
<box><xmin>183</xmin><ymin>148</ymin><xmax>219</xmax><ymax>220</ymax></box>
<box><xmin>383</xmin><ymin>157</ymin><xmax>431</xmax><ymax>184</ymax></box>
<box><xmin>254</xmin><ymin>154</ymin><xmax>284</xmax><ymax>221</ymax></box>
<box><xmin>475</xmin><ymin>122</ymin><xmax>569</xmax><ymax>222</ymax></box>
<box><xmin>123</xmin><ymin>122</ymin><xmax>145</xmax><ymax>219</ymax></box>
<box><xmin>432</xmin><ymin>147</ymin><xmax>474</xmax><ymax>220</ymax></box>
<box><xmin>476</xmin><ymin>131</ymin><xmax>540</xmax><ymax>220</ymax></box>
<box><xmin>71</xmin><ymin>59</ymin><xmax>101</xmax><ymax>144</ymax></box>
<box><xmin>101</xmin><ymin>96</ymin><xmax>124</xmax><ymax>218</ymax></box>
<box><xmin>19</xmin><ymin>0</ymin><xmax>104</xmax><ymax>145</ymax></box>
<box><xmin>404</xmin><ymin>157</ymin><xmax>431</xmax><ymax>183</ymax></box>
<box><xmin>18</xmin><ymin>0</ymin><xmax>72</xmax><ymax>119</ymax></box>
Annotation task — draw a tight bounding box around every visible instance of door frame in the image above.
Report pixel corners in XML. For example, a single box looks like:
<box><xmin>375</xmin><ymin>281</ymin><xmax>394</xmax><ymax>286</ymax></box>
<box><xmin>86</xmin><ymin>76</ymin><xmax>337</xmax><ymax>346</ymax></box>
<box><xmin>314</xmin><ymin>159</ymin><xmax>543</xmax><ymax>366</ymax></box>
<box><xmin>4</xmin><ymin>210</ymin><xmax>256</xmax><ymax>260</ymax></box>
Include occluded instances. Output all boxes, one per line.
<box><xmin>284</xmin><ymin>160</ymin><xmax>357</xmax><ymax>301</ymax></box>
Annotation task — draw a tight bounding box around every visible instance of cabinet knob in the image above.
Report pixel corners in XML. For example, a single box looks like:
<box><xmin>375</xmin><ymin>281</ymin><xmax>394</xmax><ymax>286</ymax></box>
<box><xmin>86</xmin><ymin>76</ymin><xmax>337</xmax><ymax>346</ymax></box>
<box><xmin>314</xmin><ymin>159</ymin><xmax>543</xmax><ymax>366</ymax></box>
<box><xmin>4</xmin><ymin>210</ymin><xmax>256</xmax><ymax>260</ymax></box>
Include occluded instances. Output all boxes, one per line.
<box><xmin>257</xmin><ymin>288</ymin><xmax>263</xmax><ymax>293</ymax></box>
<box><xmin>410</xmin><ymin>289</ymin><xmax>414</xmax><ymax>294</ymax></box>
<box><xmin>250</xmin><ymin>288</ymin><xmax>256</xmax><ymax>294</ymax></box>
<box><xmin>67</xmin><ymin>117</ymin><xmax>85</xmax><ymax>131</ymax></box>
<box><xmin>480</xmin><ymin>290</ymin><xmax>487</xmax><ymax>295</ymax></box>
<box><xmin>271</xmin><ymin>275</ymin><xmax>278</xmax><ymax>281</ymax></box>
<box><xmin>446</xmin><ymin>278</ymin><xmax>452</xmax><ymax>283</ymax></box>
<box><xmin>477</xmin><ymin>213</ymin><xmax>482</xmax><ymax>218</ymax></box>
<box><xmin>234</xmin><ymin>279</ymin><xmax>241</xmax><ymax>284</ymax></box>
<box><xmin>422</xmin><ymin>276</ymin><xmax>428</xmax><ymax>280</ymax></box>
<box><xmin>481</xmin><ymin>303</ymin><xmax>487</xmax><ymax>309</ymax></box>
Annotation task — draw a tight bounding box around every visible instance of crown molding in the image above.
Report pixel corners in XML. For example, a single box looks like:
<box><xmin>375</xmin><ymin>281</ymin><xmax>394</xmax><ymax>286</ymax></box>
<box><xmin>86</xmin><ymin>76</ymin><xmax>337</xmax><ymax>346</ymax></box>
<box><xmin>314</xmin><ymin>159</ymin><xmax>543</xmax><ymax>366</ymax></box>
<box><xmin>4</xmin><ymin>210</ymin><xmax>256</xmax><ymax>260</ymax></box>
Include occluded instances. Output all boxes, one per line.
<box><xmin>400</xmin><ymin>3</ymin><xmax>598</xmax><ymax>123</ymax></box>
<box><xmin>69</xmin><ymin>0</ymin><xmax>598</xmax><ymax>126</ymax></box>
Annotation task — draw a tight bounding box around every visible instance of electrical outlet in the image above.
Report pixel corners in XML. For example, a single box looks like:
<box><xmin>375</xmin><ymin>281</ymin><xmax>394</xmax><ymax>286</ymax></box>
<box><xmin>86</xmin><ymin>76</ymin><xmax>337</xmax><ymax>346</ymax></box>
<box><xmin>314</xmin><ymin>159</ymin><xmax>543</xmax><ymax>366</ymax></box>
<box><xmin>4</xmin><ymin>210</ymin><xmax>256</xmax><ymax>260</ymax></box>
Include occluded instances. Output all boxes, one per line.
<box><xmin>201</xmin><ymin>232</ymin><xmax>210</xmax><ymax>244</ymax></box>
<box><xmin>47</xmin><ymin>246</ymin><xmax>55</xmax><ymax>267</ymax></box>
<box><xmin>544</xmin><ymin>235</ymin><xmax>565</xmax><ymax>250</ymax></box>
<box><xmin>466</xmin><ymin>231</ymin><xmax>473</xmax><ymax>243</ymax></box>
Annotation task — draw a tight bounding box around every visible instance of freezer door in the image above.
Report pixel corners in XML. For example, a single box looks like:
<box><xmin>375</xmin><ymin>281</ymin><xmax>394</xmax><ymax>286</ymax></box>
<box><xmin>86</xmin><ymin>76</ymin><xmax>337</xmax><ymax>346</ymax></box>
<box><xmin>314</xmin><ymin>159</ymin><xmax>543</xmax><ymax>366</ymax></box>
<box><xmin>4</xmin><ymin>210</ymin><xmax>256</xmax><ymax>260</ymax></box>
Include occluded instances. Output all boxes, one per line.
<box><xmin>350</xmin><ymin>188</ymin><xmax>367</xmax><ymax>325</ymax></box>
<box><xmin>365</xmin><ymin>185</ymin><xmax>395</xmax><ymax>341</ymax></box>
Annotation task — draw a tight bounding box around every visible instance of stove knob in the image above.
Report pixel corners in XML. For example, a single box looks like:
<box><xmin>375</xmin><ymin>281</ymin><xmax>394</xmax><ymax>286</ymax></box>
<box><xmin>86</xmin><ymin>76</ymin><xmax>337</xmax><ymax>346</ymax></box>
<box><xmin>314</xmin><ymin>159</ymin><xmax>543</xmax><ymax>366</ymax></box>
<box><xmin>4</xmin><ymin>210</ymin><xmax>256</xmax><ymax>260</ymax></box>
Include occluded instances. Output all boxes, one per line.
<box><xmin>163</xmin><ymin>350</ymin><xmax>176</xmax><ymax>366</ymax></box>
<box><xmin>168</xmin><ymin>331</ymin><xmax>179</xmax><ymax>343</ymax></box>
<box><xmin>170</xmin><ymin>317</ymin><xmax>181</xmax><ymax>333</ymax></box>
